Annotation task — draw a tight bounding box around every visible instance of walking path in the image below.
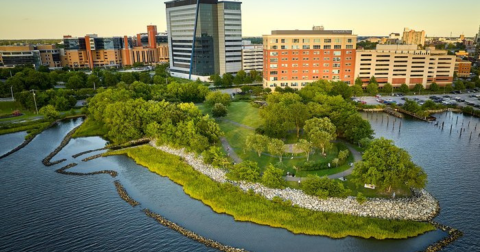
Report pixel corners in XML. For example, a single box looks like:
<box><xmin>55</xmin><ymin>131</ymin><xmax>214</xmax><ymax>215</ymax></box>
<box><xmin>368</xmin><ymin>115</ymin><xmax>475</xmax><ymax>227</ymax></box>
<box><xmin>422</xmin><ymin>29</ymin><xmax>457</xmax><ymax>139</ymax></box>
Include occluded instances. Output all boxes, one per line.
<box><xmin>217</xmin><ymin>118</ymin><xmax>364</xmax><ymax>180</ymax></box>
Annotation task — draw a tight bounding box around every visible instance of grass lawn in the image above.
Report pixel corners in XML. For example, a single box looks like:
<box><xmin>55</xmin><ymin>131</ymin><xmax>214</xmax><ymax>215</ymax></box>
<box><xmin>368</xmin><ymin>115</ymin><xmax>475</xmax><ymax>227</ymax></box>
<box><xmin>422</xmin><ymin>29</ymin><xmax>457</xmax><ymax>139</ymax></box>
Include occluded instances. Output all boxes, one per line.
<box><xmin>0</xmin><ymin>101</ymin><xmax>38</xmax><ymax>122</ymax></box>
<box><xmin>341</xmin><ymin>175</ymin><xmax>412</xmax><ymax>198</ymax></box>
<box><xmin>72</xmin><ymin>117</ymin><xmax>108</xmax><ymax>139</ymax></box>
<box><xmin>198</xmin><ymin>101</ymin><xmax>263</xmax><ymax>129</ymax></box>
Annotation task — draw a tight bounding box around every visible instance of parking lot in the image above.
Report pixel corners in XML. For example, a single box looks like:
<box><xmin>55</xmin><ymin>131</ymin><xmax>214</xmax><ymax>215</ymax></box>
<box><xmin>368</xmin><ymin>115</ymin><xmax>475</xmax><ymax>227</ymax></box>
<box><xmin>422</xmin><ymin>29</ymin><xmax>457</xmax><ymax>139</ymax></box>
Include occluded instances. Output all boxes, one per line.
<box><xmin>357</xmin><ymin>89</ymin><xmax>480</xmax><ymax>108</ymax></box>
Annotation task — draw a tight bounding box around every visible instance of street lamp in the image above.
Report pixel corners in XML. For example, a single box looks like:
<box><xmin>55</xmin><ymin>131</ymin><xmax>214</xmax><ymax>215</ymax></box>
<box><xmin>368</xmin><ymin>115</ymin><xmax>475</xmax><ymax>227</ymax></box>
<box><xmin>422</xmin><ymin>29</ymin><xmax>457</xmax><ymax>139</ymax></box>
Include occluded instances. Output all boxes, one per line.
<box><xmin>31</xmin><ymin>90</ymin><xmax>39</xmax><ymax>115</ymax></box>
<box><xmin>10</xmin><ymin>86</ymin><xmax>14</xmax><ymax>101</ymax></box>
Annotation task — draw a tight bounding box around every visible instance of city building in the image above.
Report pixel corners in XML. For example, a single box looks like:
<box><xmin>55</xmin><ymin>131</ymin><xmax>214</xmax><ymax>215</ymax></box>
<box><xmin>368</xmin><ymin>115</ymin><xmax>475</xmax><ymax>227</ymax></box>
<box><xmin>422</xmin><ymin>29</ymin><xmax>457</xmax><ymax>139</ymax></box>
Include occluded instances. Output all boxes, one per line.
<box><xmin>165</xmin><ymin>0</ymin><xmax>242</xmax><ymax>81</ymax></box>
<box><xmin>455</xmin><ymin>51</ymin><xmax>469</xmax><ymax>57</ymax></box>
<box><xmin>0</xmin><ymin>44</ymin><xmax>61</xmax><ymax>69</ymax></box>
<box><xmin>455</xmin><ymin>58</ymin><xmax>472</xmax><ymax>78</ymax></box>
<box><xmin>263</xmin><ymin>28</ymin><xmax>357</xmax><ymax>91</ymax></box>
<box><xmin>475</xmin><ymin>25</ymin><xmax>480</xmax><ymax>44</ymax></box>
<box><xmin>123</xmin><ymin>25</ymin><xmax>169</xmax><ymax>66</ymax></box>
<box><xmin>63</xmin><ymin>35</ymin><xmax>125</xmax><ymax>69</ymax></box>
<box><xmin>241</xmin><ymin>40</ymin><xmax>263</xmax><ymax>72</ymax></box>
<box><xmin>355</xmin><ymin>44</ymin><xmax>455</xmax><ymax>88</ymax></box>
<box><xmin>402</xmin><ymin>28</ymin><xmax>426</xmax><ymax>46</ymax></box>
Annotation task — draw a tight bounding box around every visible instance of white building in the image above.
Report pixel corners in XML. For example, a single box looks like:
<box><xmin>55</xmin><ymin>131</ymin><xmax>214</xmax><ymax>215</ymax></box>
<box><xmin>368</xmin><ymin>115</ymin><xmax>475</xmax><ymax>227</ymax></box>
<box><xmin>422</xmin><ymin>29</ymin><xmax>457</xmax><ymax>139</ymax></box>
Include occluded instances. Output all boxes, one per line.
<box><xmin>241</xmin><ymin>40</ymin><xmax>263</xmax><ymax>72</ymax></box>
<box><xmin>165</xmin><ymin>0</ymin><xmax>242</xmax><ymax>81</ymax></box>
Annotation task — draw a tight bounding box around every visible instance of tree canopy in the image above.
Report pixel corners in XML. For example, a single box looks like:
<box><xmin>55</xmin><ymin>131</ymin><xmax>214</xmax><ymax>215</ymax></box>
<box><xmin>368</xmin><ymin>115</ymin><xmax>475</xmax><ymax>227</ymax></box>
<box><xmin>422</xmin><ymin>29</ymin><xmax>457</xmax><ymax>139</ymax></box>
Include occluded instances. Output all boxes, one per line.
<box><xmin>352</xmin><ymin>138</ymin><xmax>427</xmax><ymax>193</ymax></box>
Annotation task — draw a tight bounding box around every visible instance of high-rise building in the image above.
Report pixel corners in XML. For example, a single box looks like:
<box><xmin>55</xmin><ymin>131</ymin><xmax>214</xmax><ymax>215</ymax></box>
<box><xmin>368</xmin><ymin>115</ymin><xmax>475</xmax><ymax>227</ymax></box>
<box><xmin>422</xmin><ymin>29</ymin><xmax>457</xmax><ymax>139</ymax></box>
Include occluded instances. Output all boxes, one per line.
<box><xmin>241</xmin><ymin>40</ymin><xmax>263</xmax><ymax>72</ymax></box>
<box><xmin>476</xmin><ymin>25</ymin><xmax>480</xmax><ymax>44</ymax></box>
<box><xmin>165</xmin><ymin>0</ymin><xmax>242</xmax><ymax>81</ymax></box>
<box><xmin>455</xmin><ymin>58</ymin><xmax>472</xmax><ymax>78</ymax></box>
<box><xmin>123</xmin><ymin>25</ymin><xmax>169</xmax><ymax>66</ymax></box>
<box><xmin>263</xmin><ymin>28</ymin><xmax>357</xmax><ymax>91</ymax></box>
<box><xmin>402</xmin><ymin>28</ymin><xmax>426</xmax><ymax>46</ymax></box>
<box><xmin>355</xmin><ymin>45</ymin><xmax>455</xmax><ymax>88</ymax></box>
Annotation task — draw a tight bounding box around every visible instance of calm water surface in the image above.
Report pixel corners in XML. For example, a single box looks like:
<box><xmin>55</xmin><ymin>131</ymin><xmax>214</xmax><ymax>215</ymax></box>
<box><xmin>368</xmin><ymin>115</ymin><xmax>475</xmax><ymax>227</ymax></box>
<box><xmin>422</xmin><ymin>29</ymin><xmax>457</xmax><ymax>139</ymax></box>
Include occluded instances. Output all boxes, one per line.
<box><xmin>1</xmin><ymin>114</ymin><xmax>476</xmax><ymax>252</ymax></box>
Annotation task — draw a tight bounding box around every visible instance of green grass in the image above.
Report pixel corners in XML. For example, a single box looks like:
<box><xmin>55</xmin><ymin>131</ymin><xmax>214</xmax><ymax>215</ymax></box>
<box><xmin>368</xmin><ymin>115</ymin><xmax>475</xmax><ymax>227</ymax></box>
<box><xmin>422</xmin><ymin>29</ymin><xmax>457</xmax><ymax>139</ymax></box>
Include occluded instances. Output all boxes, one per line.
<box><xmin>0</xmin><ymin>101</ymin><xmax>38</xmax><ymax>122</ymax></box>
<box><xmin>223</xmin><ymin>102</ymin><xmax>263</xmax><ymax>128</ymax></box>
<box><xmin>341</xmin><ymin>175</ymin><xmax>413</xmax><ymax>198</ymax></box>
<box><xmin>106</xmin><ymin>145</ymin><xmax>435</xmax><ymax>239</ymax></box>
<box><xmin>72</xmin><ymin>117</ymin><xmax>108</xmax><ymax>139</ymax></box>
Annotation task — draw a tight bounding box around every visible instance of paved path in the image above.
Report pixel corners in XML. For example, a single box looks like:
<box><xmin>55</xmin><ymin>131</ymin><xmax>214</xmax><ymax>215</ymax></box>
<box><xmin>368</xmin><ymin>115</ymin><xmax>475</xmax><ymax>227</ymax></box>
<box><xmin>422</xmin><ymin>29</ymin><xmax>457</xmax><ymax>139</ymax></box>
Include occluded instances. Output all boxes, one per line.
<box><xmin>220</xmin><ymin>137</ymin><xmax>242</xmax><ymax>164</ymax></box>
<box><xmin>217</xmin><ymin>118</ymin><xmax>255</xmax><ymax>130</ymax></box>
<box><xmin>217</xmin><ymin>118</ymin><xmax>364</xmax><ymax>180</ymax></box>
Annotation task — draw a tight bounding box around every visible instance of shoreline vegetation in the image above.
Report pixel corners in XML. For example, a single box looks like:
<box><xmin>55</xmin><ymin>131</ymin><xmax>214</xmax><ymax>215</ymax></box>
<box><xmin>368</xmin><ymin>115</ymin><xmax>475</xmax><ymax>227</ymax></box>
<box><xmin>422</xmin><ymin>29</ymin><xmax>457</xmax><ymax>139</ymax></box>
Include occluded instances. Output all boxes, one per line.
<box><xmin>106</xmin><ymin>145</ymin><xmax>435</xmax><ymax>240</ymax></box>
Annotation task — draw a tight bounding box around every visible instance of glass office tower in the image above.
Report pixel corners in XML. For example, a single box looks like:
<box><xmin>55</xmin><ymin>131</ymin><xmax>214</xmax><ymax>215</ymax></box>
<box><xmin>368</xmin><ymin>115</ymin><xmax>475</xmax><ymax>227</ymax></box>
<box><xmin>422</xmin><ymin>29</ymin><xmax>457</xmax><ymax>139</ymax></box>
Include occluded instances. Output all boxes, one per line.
<box><xmin>165</xmin><ymin>0</ymin><xmax>242</xmax><ymax>80</ymax></box>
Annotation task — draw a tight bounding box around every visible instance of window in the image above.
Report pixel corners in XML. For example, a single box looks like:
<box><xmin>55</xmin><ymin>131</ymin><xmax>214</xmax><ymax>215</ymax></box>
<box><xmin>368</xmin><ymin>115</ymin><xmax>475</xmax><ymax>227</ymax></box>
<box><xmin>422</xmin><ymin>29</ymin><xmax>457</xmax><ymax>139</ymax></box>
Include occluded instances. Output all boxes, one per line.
<box><xmin>303</xmin><ymin>58</ymin><xmax>309</xmax><ymax>61</ymax></box>
<box><xmin>334</xmin><ymin>38</ymin><xmax>341</xmax><ymax>43</ymax></box>
<box><xmin>347</xmin><ymin>39</ymin><xmax>353</xmax><ymax>43</ymax></box>
<box><xmin>281</xmin><ymin>70</ymin><xmax>288</xmax><ymax>74</ymax></box>
<box><xmin>293</xmin><ymin>39</ymin><xmax>300</xmax><ymax>43</ymax></box>
<box><xmin>312</xmin><ymin>70</ymin><xmax>319</xmax><ymax>73</ymax></box>
<box><xmin>346</xmin><ymin>51</ymin><xmax>352</xmax><ymax>54</ymax></box>
<box><xmin>346</xmin><ymin>45</ymin><xmax>354</xmax><ymax>49</ymax></box>
<box><xmin>333</xmin><ymin>63</ymin><xmax>341</xmax><ymax>67</ymax></box>
<box><xmin>313</xmin><ymin>51</ymin><xmax>320</xmax><ymax>55</ymax></box>
<box><xmin>272</xmin><ymin>46</ymin><xmax>278</xmax><ymax>49</ymax></box>
<box><xmin>323</xmin><ymin>75</ymin><xmax>329</xmax><ymax>79</ymax></box>
<box><xmin>324</xmin><ymin>57</ymin><xmax>330</xmax><ymax>61</ymax></box>
<box><xmin>292</xmin><ymin>64</ymin><xmax>298</xmax><ymax>67</ymax></box>
<box><xmin>334</xmin><ymin>45</ymin><xmax>342</xmax><ymax>49</ymax></box>
<box><xmin>324</xmin><ymin>51</ymin><xmax>330</xmax><ymax>54</ymax></box>
<box><xmin>281</xmin><ymin>64</ymin><xmax>288</xmax><ymax>67</ymax></box>
<box><xmin>270</xmin><ymin>71</ymin><xmax>278</xmax><ymax>75</ymax></box>
<box><xmin>313</xmin><ymin>45</ymin><xmax>321</xmax><ymax>49</ymax></box>
<box><xmin>324</xmin><ymin>39</ymin><xmax>331</xmax><ymax>43</ymax></box>
<box><xmin>303</xmin><ymin>51</ymin><xmax>310</xmax><ymax>55</ymax></box>
<box><xmin>292</xmin><ymin>70</ymin><xmax>298</xmax><ymax>73</ymax></box>
<box><xmin>323</xmin><ymin>69</ymin><xmax>329</xmax><ymax>73</ymax></box>
<box><xmin>332</xmin><ymin>69</ymin><xmax>340</xmax><ymax>74</ymax></box>
<box><xmin>270</xmin><ymin>64</ymin><xmax>277</xmax><ymax>68</ymax></box>
<box><xmin>303</xmin><ymin>45</ymin><xmax>310</xmax><ymax>49</ymax></box>
<box><xmin>302</xmin><ymin>63</ymin><xmax>309</xmax><ymax>67</ymax></box>
<box><xmin>270</xmin><ymin>58</ymin><xmax>278</xmax><ymax>62</ymax></box>
<box><xmin>313</xmin><ymin>63</ymin><xmax>320</xmax><ymax>67</ymax></box>
<box><xmin>281</xmin><ymin>45</ymin><xmax>288</xmax><ymax>49</ymax></box>
<box><xmin>334</xmin><ymin>51</ymin><xmax>341</xmax><ymax>56</ymax></box>
<box><xmin>323</xmin><ymin>63</ymin><xmax>329</xmax><ymax>67</ymax></box>
<box><xmin>292</xmin><ymin>45</ymin><xmax>299</xmax><ymax>49</ymax></box>
<box><xmin>303</xmin><ymin>70</ymin><xmax>309</xmax><ymax>73</ymax></box>
<box><xmin>324</xmin><ymin>45</ymin><xmax>331</xmax><ymax>49</ymax></box>
<box><xmin>303</xmin><ymin>39</ymin><xmax>310</xmax><ymax>43</ymax></box>
<box><xmin>281</xmin><ymin>52</ymin><xmax>288</xmax><ymax>55</ymax></box>
<box><xmin>281</xmin><ymin>39</ymin><xmax>287</xmax><ymax>43</ymax></box>
<box><xmin>314</xmin><ymin>39</ymin><xmax>321</xmax><ymax>43</ymax></box>
<box><xmin>270</xmin><ymin>39</ymin><xmax>278</xmax><ymax>43</ymax></box>
<box><xmin>282</xmin><ymin>58</ymin><xmax>288</xmax><ymax>61</ymax></box>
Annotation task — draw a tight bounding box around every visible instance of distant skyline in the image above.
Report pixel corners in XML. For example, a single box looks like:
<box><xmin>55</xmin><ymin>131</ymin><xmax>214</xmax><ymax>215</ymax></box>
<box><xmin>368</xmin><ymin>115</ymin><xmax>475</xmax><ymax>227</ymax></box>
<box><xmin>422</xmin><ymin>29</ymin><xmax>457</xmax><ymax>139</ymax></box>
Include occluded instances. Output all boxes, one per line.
<box><xmin>1</xmin><ymin>0</ymin><xmax>479</xmax><ymax>39</ymax></box>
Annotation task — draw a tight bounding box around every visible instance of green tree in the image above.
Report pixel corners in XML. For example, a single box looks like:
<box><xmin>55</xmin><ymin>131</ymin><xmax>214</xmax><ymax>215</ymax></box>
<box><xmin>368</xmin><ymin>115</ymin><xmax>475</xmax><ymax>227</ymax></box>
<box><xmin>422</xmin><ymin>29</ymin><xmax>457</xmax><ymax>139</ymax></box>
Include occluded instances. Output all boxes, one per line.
<box><xmin>343</xmin><ymin>114</ymin><xmax>373</xmax><ymax>144</ymax></box>
<box><xmin>366</xmin><ymin>82</ymin><xmax>379</xmax><ymax>96</ymax></box>
<box><xmin>399</xmin><ymin>83</ymin><xmax>410</xmax><ymax>94</ymax></box>
<box><xmin>429</xmin><ymin>82</ymin><xmax>439</xmax><ymax>91</ymax></box>
<box><xmin>369</xmin><ymin>76</ymin><xmax>378</xmax><ymax>85</ymax></box>
<box><xmin>246</xmin><ymin>134</ymin><xmax>269</xmax><ymax>157</ymax></box>
<box><xmin>413</xmin><ymin>84</ymin><xmax>424</xmax><ymax>94</ymax></box>
<box><xmin>403</xmin><ymin>99</ymin><xmax>421</xmax><ymax>113</ymax></box>
<box><xmin>288</xmin><ymin>101</ymin><xmax>310</xmax><ymax>138</ymax></box>
<box><xmin>383</xmin><ymin>83</ymin><xmax>393</xmax><ymax>94</ymax></box>
<box><xmin>222</xmin><ymin>73</ymin><xmax>234</xmax><ymax>87</ymax></box>
<box><xmin>331</xmin><ymin>81</ymin><xmax>353</xmax><ymax>99</ymax></box>
<box><xmin>351</xmin><ymin>85</ymin><xmax>363</xmax><ymax>97</ymax></box>
<box><xmin>39</xmin><ymin>104</ymin><xmax>59</xmax><ymax>120</ymax></box>
<box><xmin>262</xmin><ymin>164</ymin><xmax>286</xmax><ymax>189</ymax></box>
<box><xmin>267</xmin><ymin>137</ymin><xmax>285</xmax><ymax>162</ymax></box>
<box><xmin>332</xmin><ymin>158</ymin><xmax>339</xmax><ymax>167</ymax></box>
<box><xmin>212</xmin><ymin>103</ymin><xmax>227</xmax><ymax>117</ymax></box>
<box><xmin>86</xmin><ymin>74</ymin><xmax>100</xmax><ymax>89</ymax></box>
<box><xmin>227</xmin><ymin>161</ymin><xmax>261</xmax><ymax>182</ymax></box>
<box><xmin>297</xmin><ymin>139</ymin><xmax>313</xmax><ymax>161</ymax></box>
<box><xmin>103</xmin><ymin>71</ymin><xmax>118</xmax><ymax>87</ymax></box>
<box><xmin>304</xmin><ymin>117</ymin><xmax>337</xmax><ymax>155</ymax></box>
<box><xmin>302</xmin><ymin>175</ymin><xmax>349</xmax><ymax>198</ymax></box>
<box><xmin>445</xmin><ymin>84</ymin><xmax>454</xmax><ymax>93</ymax></box>
<box><xmin>209</xmin><ymin>74</ymin><xmax>223</xmax><ymax>87</ymax></box>
<box><xmin>337</xmin><ymin>149</ymin><xmax>349</xmax><ymax>164</ymax></box>
<box><xmin>352</xmin><ymin>138</ymin><xmax>427</xmax><ymax>193</ymax></box>
<box><xmin>121</xmin><ymin>72</ymin><xmax>135</xmax><ymax>84</ymax></box>
<box><xmin>355</xmin><ymin>77</ymin><xmax>364</xmax><ymax>86</ymax></box>
<box><xmin>139</xmin><ymin>72</ymin><xmax>152</xmax><ymax>84</ymax></box>
<box><xmin>66</xmin><ymin>75</ymin><xmax>84</xmax><ymax>89</ymax></box>
<box><xmin>454</xmin><ymin>80</ymin><xmax>465</xmax><ymax>90</ymax></box>
<box><xmin>205</xmin><ymin>91</ymin><xmax>231</xmax><ymax>107</ymax></box>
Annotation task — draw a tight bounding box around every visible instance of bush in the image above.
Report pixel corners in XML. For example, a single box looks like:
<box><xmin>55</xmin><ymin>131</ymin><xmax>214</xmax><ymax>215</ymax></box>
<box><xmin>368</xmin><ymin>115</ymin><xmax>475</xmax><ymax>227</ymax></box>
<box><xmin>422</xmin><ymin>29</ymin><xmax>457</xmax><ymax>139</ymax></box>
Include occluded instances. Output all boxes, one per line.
<box><xmin>356</xmin><ymin>192</ymin><xmax>367</xmax><ymax>205</ymax></box>
<box><xmin>226</xmin><ymin>161</ymin><xmax>260</xmax><ymax>182</ymax></box>
<box><xmin>212</xmin><ymin>103</ymin><xmax>227</xmax><ymax>117</ymax></box>
<box><xmin>39</xmin><ymin>105</ymin><xmax>59</xmax><ymax>120</ymax></box>
<box><xmin>261</xmin><ymin>164</ymin><xmax>286</xmax><ymax>189</ymax></box>
<box><xmin>302</xmin><ymin>176</ymin><xmax>350</xmax><ymax>198</ymax></box>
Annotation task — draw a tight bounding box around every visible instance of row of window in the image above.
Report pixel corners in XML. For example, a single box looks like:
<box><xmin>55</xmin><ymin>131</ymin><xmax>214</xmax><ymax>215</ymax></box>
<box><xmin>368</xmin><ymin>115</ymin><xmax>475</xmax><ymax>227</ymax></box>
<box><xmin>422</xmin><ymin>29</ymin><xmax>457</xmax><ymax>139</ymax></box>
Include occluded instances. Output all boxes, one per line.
<box><xmin>269</xmin><ymin>38</ymin><xmax>354</xmax><ymax>44</ymax></box>
<box><xmin>268</xmin><ymin>62</ymin><xmax>351</xmax><ymax>68</ymax></box>
<box><xmin>270</xmin><ymin>69</ymin><xmax>351</xmax><ymax>75</ymax></box>
<box><xmin>271</xmin><ymin>45</ymin><xmax>354</xmax><ymax>50</ymax></box>
<box><xmin>271</xmin><ymin>57</ymin><xmax>352</xmax><ymax>62</ymax></box>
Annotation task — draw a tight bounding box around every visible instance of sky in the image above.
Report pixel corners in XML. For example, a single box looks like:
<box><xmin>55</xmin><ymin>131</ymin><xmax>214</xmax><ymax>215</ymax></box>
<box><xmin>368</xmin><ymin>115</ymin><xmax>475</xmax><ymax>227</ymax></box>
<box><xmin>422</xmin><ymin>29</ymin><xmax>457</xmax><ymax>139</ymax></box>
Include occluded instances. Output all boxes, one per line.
<box><xmin>1</xmin><ymin>0</ymin><xmax>479</xmax><ymax>39</ymax></box>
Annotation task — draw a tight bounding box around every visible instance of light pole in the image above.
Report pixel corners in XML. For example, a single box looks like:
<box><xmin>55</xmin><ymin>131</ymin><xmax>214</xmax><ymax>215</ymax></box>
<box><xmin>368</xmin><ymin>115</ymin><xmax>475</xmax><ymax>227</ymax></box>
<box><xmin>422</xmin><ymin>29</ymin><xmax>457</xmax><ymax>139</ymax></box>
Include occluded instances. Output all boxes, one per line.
<box><xmin>10</xmin><ymin>86</ymin><xmax>14</xmax><ymax>101</ymax></box>
<box><xmin>31</xmin><ymin>90</ymin><xmax>39</xmax><ymax>115</ymax></box>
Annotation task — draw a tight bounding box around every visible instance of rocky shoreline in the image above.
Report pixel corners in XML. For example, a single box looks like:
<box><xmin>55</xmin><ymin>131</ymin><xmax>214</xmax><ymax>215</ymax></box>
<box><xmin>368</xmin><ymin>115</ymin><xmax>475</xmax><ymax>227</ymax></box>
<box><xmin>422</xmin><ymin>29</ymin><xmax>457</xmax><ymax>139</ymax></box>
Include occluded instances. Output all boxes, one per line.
<box><xmin>55</xmin><ymin>162</ymin><xmax>118</xmax><ymax>178</ymax></box>
<box><xmin>423</xmin><ymin>221</ymin><xmax>463</xmax><ymax>252</ymax></box>
<box><xmin>152</xmin><ymin>142</ymin><xmax>439</xmax><ymax>222</ymax></box>
<box><xmin>42</xmin><ymin>124</ymin><xmax>82</xmax><ymax>166</ymax></box>
<box><xmin>114</xmin><ymin>180</ymin><xmax>139</xmax><ymax>207</ymax></box>
<box><xmin>143</xmin><ymin>209</ymin><xmax>247</xmax><ymax>252</ymax></box>
<box><xmin>82</xmin><ymin>154</ymin><xmax>104</xmax><ymax>162</ymax></box>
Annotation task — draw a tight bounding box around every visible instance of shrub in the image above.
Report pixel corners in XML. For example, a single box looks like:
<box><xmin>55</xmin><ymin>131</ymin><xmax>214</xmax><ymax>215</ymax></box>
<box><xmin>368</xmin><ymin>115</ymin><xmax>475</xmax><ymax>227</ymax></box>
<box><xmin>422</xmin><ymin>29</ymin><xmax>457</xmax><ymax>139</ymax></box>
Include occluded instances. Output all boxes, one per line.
<box><xmin>226</xmin><ymin>161</ymin><xmax>260</xmax><ymax>182</ymax></box>
<box><xmin>356</xmin><ymin>192</ymin><xmax>367</xmax><ymax>205</ymax></box>
<box><xmin>212</xmin><ymin>103</ymin><xmax>227</xmax><ymax>117</ymax></box>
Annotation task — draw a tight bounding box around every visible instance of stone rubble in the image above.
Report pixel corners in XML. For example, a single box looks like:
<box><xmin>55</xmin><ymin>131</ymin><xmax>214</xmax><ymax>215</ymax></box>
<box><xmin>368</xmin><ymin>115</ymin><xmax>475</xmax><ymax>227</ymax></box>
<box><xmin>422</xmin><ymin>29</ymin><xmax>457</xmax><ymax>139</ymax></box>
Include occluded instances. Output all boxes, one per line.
<box><xmin>152</xmin><ymin>142</ymin><xmax>440</xmax><ymax>222</ymax></box>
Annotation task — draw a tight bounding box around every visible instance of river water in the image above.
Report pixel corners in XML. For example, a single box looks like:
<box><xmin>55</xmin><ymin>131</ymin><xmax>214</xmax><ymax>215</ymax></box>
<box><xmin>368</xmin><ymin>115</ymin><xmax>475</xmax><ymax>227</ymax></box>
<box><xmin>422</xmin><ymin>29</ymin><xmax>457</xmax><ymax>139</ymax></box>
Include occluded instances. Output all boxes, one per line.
<box><xmin>0</xmin><ymin>115</ymin><xmax>477</xmax><ymax>252</ymax></box>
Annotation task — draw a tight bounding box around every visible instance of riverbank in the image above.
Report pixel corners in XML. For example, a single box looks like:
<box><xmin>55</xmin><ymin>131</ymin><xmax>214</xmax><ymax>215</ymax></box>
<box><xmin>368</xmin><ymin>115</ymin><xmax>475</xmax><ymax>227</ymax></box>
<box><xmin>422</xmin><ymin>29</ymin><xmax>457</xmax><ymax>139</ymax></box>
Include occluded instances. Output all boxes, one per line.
<box><xmin>106</xmin><ymin>145</ymin><xmax>435</xmax><ymax>240</ymax></box>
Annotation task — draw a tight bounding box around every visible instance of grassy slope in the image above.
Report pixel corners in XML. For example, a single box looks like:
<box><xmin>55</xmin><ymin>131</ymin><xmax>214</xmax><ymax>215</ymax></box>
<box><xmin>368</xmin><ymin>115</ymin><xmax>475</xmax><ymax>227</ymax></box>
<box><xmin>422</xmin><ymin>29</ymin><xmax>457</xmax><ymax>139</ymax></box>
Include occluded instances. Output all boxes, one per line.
<box><xmin>0</xmin><ymin>101</ymin><xmax>38</xmax><ymax>122</ymax></box>
<box><xmin>72</xmin><ymin>117</ymin><xmax>108</xmax><ymax>139</ymax></box>
<box><xmin>107</xmin><ymin>145</ymin><xmax>435</xmax><ymax>239</ymax></box>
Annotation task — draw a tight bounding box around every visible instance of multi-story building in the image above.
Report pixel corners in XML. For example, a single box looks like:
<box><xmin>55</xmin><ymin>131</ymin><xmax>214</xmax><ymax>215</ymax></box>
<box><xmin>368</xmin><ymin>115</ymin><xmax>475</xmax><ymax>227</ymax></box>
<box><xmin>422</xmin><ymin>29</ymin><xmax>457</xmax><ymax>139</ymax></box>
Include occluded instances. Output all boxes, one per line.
<box><xmin>455</xmin><ymin>58</ymin><xmax>472</xmax><ymax>78</ymax></box>
<box><xmin>165</xmin><ymin>0</ymin><xmax>242</xmax><ymax>81</ymax></box>
<box><xmin>355</xmin><ymin>44</ymin><xmax>455</xmax><ymax>88</ymax></box>
<box><xmin>0</xmin><ymin>45</ymin><xmax>61</xmax><ymax>69</ymax></box>
<box><xmin>263</xmin><ymin>28</ymin><xmax>357</xmax><ymax>91</ymax></box>
<box><xmin>63</xmin><ymin>35</ymin><xmax>125</xmax><ymax>69</ymax></box>
<box><xmin>123</xmin><ymin>25</ymin><xmax>169</xmax><ymax>66</ymax></box>
<box><xmin>402</xmin><ymin>28</ymin><xmax>426</xmax><ymax>47</ymax></box>
<box><xmin>475</xmin><ymin>25</ymin><xmax>480</xmax><ymax>44</ymax></box>
<box><xmin>241</xmin><ymin>40</ymin><xmax>263</xmax><ymax>72</ymax></box>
